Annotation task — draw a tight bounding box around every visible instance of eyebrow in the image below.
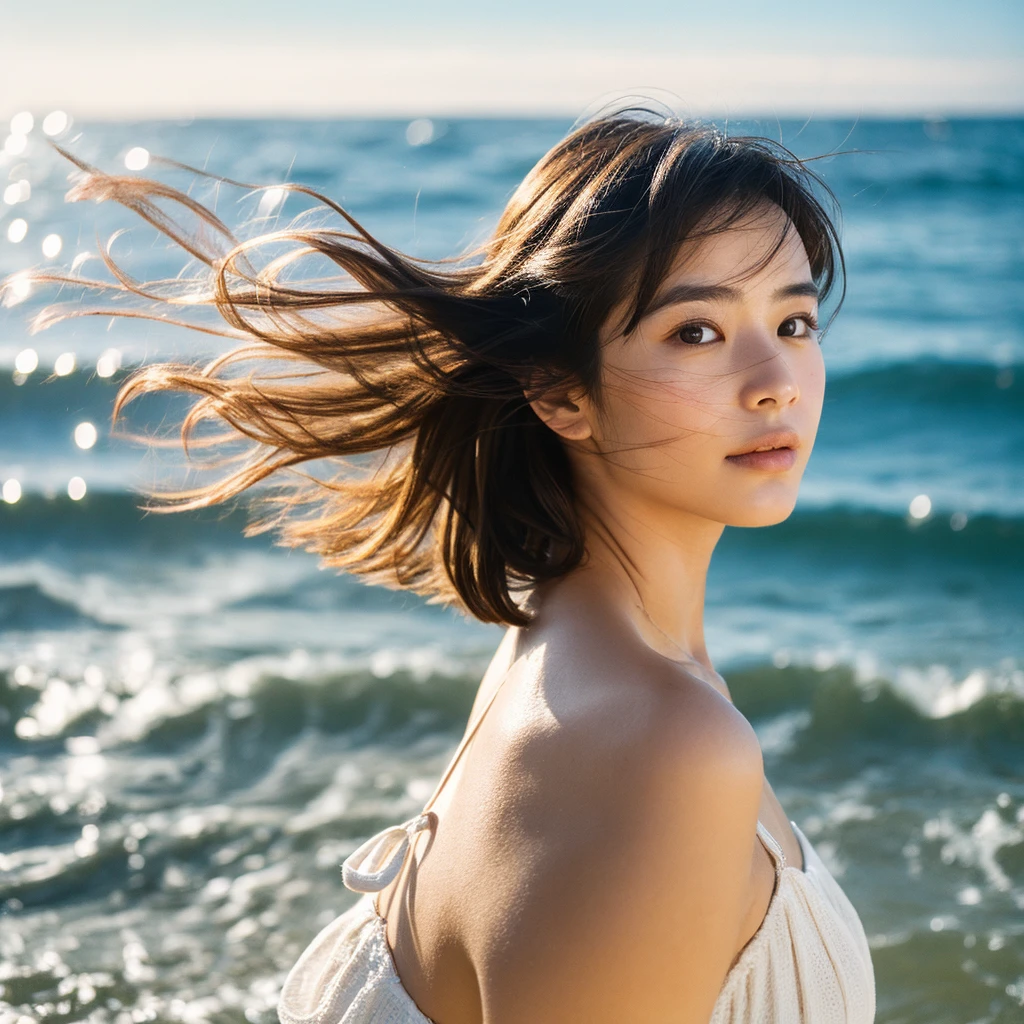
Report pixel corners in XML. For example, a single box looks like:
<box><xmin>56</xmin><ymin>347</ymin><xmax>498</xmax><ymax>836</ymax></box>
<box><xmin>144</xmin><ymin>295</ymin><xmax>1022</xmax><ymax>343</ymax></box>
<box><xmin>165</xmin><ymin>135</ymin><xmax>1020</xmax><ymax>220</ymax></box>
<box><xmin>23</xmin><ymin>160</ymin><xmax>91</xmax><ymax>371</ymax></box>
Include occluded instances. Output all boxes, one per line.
<box><xmin>645</xmin><ymin>280</ymin><xmax>820</xmax><ymax>316</ymax></box>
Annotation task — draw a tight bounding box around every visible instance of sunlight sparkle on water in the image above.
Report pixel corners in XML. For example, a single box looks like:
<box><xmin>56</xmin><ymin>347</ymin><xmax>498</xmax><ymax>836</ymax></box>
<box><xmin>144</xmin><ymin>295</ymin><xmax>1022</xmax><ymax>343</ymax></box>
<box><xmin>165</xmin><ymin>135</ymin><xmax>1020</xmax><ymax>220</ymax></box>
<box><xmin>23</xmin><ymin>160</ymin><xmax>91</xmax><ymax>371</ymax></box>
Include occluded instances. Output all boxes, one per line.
<box><xmin>15</xmin><ymin>716</ymin><xmax>39</xmax><ymax>738</ymax></box>
<box><xmin>125</xmin><ymin>147</ymin><xmax>150</xmax><ymax>171</ymax></box>
<box><xmin>42</xmin><ymin>110</ymin><xmax>69</xmax><ymax>136</ymax></box>
<box><xmin>96</xmin><ymin>348</ymin><xmax>122</xmax><ymax>378</ymax></box>
<box><xmin>68</xmin><ymin>476</ymin><xmax>87</xmax><ymax>500</ymax></box>
<box><xmin>67</xmin><ymin>734</ymin><xmax>101</xmax><ymax>755</ymax></box>
<box><xmin>3</xmin><ymin>180</ymin><xmax>30</xmax><ymax>205</ymax></box>
<box><xmin>10</xmin><ymin>112</ymin><xmax>34</xmax><ymax>135</ymax></box>
<box><xmin>909</xmin><ymin>494</ymin><xmax>932</xmax><ymax>520</ymax></box>
<box><xmin>14</xmin><ymin>348</ymin><xmax>38</xmax><ymax>374</ymax></box>
<box><xmin>4</xmin><ymin>273</ymin><xmax>32</xmax><ymax>307</ymax></box>
<box><xmin>6</xmin><ymin>218</ymin><xmax>28</xmax><ymax>243</ymax></box>
<box><xmin>42</xmin><ymin>233</ymin><xmax>62</xmax><ymax>258</ymax></box>
<box><xmin>2</xmin><ymin>479</ymin><xmax>22</xmax><ymax>504</ymax></box>
<box><xmin>406</xmin><ymin>118</ymin><xmax>435</xmax><ymax>146</ymax></box>
<box><xmin>74</xmin><ymin>422</ymin><xmax>98</xmax><ymax>450</ymax></box>
<box><xmin>257</xmin><ymin>186</ymin><xmax>286</xmax><ymax>218</ymax></box>
<box><xmin>54</xmin><ymin>351</ymin><xmax>76</xmax><ymax>376</ymax></box>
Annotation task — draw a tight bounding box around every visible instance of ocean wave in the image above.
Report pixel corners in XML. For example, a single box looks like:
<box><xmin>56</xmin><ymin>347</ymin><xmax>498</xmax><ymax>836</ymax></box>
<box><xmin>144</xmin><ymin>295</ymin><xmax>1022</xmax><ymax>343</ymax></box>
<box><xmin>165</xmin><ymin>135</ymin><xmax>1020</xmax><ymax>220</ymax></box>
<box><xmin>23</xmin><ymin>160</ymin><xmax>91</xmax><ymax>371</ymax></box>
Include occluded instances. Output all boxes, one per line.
<box><xmin>0</xmin><ymin>657</ymin><xmax>481</xmax><ymax>754</ymax></box>
<box><xmin>840</xmin><ymin>167</ymin><xmax>1024</xmax><ymax>196</ymax></box>
<box><xmin>730</xmin><ymin>661</ymin><xmax>1024</xmax><ymax>770</ymax></box>
<box><xmin>2</xmin><ymin>486</ymin><xmax>1021</xmax><ymax>570</ymax></box>
<box><xmin>0</xmin><ymin>581</ymin><xmax>117</xmax><ymax>633</ymax></box>
<box><xmin>825</xmin><ymin>358</ymin><xmax>1020</xmax><ymax>406</ymax></box>
<box><xmin>2</xmin><ymin>655</ymin><xmax>1021</xmax><ymax>766</ymax></box>
<box><xmin>726</xmin><ymin>505</ymin><xmax>1024</xmax><ymax>568</ymax></box>
<box><xmin>0</xmin><ymin>490</ymin><xmax>253</xmax><ymax>552</ymax></box>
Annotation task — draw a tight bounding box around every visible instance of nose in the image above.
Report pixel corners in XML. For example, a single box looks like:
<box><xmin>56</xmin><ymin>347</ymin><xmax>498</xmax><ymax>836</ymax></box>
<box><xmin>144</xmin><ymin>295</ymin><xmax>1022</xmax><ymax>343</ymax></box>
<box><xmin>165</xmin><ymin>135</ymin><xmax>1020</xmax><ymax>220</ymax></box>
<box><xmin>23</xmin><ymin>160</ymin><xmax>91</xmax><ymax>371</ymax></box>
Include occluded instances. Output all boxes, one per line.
<box><xmin>736</xmin><ymin>340</ymin><xmax>800</xmax><ymax>411</ymax></box>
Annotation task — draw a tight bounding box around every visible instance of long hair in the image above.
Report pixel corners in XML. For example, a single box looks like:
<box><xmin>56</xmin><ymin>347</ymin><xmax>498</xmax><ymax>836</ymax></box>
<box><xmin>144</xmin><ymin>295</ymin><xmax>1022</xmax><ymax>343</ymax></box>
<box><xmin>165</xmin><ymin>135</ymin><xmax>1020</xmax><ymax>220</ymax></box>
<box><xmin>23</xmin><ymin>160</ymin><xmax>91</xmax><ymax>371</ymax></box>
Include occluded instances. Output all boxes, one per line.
<box><xmin>7</xmin><ymin>108</ymin><xmax>845</xmax><ymax>626</ymax></box>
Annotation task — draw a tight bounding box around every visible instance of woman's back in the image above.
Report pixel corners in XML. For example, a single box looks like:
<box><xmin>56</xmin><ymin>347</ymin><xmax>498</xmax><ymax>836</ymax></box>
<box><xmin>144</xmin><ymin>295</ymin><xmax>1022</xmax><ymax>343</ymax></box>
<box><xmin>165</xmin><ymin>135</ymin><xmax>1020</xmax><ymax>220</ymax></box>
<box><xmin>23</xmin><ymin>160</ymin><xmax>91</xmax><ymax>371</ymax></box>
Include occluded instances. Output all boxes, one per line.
<box><xmin>371</xmin><ymin>578</ymin><xmax>787</xmax><ymax>1022</ymax></box>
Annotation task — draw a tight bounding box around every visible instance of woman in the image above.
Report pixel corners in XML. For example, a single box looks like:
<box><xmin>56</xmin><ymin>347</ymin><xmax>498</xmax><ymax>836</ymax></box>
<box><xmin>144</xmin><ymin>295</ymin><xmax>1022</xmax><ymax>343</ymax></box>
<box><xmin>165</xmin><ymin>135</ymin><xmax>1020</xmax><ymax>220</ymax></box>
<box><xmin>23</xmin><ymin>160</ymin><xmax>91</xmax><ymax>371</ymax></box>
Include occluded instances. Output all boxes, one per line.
<box><xmin>19</xmin><ymin>109</ymin><xmax>876</xmax><ymax>1022</ymax></box>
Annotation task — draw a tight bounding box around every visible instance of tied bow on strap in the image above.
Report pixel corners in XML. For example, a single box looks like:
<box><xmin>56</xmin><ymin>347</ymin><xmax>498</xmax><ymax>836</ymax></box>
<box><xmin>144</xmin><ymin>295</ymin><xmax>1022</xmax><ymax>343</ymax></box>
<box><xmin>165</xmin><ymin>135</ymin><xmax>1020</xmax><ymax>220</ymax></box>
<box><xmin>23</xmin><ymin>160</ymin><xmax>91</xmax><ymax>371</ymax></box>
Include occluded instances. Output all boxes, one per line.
<box><xmin>341</xmin><ymin>813</ymin><xmax>434</xmax><ymax>893</ymax></box>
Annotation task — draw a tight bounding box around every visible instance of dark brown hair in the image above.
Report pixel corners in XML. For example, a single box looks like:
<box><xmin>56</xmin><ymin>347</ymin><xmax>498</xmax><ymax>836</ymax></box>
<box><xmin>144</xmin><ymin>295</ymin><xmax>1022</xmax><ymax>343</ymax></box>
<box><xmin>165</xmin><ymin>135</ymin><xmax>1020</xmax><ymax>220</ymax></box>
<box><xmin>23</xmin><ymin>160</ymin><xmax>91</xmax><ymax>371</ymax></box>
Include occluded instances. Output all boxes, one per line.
<box><xmin>11</xmin><ymin>108</ymin><xmax>844</xmax><ymax>626</ymax></box>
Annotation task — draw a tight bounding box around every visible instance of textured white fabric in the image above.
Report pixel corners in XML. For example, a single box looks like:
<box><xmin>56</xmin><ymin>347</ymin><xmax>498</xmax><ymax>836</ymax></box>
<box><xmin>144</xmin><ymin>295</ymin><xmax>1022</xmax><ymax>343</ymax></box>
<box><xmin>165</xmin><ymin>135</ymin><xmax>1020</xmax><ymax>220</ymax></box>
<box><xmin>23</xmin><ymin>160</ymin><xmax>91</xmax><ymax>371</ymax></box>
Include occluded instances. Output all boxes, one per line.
<box><xmin>278</xmin><ymin>816</ymin><xmax>876</xmax><ymax>1023</ymax></box>
<box><xmin>708</xmin><ymin>819</ymin><xmax>876</xmax><ymax>1023</ymax></box>
<box><xmin>278</xmin><ymin>893</ymin><xmax>430</xmax><ymax>1024</ymax></box>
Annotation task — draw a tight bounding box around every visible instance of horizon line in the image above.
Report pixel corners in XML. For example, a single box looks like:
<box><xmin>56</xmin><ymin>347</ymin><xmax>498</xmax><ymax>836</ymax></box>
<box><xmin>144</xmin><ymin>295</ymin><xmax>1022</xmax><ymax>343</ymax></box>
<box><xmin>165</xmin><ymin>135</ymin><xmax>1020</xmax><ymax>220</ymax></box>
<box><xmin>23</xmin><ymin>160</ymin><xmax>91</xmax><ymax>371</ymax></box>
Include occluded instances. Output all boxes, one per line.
<box><xmin>2</xmin><ymin>46</ymin><xmax>1022</xmax><ymax>122</ymax></box>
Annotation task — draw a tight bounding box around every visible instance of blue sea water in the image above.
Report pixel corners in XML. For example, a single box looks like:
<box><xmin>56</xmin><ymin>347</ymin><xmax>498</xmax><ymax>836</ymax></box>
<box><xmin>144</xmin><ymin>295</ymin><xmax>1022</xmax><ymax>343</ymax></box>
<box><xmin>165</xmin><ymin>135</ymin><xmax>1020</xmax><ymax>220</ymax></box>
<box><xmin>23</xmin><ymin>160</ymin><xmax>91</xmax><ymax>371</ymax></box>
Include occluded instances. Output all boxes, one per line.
<box><xmin>0</xmin><ymin>116</ymin><xmax>1022</xmax><ymax>1023</ymax></box>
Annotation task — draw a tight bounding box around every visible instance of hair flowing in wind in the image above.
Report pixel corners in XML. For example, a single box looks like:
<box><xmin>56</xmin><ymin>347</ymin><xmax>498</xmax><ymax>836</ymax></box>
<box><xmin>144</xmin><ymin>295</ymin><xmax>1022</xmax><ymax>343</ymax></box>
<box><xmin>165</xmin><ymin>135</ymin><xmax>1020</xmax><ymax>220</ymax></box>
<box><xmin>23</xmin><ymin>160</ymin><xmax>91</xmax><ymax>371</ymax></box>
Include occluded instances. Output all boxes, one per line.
<box><xmin>6</xmin><ymin>109</ymin><xmax>845</xmax><ymax>625</ymax></box>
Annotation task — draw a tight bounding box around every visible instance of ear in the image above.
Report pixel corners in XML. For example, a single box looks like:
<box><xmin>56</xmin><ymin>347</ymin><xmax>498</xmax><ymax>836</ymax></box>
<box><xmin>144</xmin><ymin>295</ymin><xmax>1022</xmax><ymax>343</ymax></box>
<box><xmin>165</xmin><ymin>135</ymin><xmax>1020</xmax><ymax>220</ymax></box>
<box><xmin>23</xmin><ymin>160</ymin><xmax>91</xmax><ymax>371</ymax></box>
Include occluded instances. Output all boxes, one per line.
<box><xmin>526</xmin><ymin>382</ymin><xmax>593</xmax><ymax>442</ymax></box>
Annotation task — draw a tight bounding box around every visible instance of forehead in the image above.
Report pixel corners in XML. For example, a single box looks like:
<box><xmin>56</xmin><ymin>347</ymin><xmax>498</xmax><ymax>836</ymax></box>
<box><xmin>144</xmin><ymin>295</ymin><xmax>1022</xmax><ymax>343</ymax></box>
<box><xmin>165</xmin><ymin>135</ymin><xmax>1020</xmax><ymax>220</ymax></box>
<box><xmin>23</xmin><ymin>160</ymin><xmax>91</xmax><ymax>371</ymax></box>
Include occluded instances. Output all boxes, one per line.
<box><xmin>664</xmin><ymin>202</ymin><xmax>811</xmax><ymax>291</ymax></box>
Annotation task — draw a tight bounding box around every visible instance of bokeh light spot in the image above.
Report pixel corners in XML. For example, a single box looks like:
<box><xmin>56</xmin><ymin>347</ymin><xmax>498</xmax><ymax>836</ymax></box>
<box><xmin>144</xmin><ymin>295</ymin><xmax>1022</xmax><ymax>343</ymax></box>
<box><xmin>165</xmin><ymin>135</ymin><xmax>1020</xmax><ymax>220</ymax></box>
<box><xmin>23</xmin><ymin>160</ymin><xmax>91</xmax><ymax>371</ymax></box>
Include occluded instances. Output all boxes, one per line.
<box><xmin>68</xmin><ymin>476</ymin><xmax>87</xmax><ymax>501</ymax></box>
<box><xmin>6</xmin><ymin>217</ymin><xmax>28</xmax><ymax>243</ymax></box>
<box><xmin>54</xmin><ymin>351</ymin><xmax>76</xmax><ymax>376</ymax></box>
<box><xmin>3</xmin><ymin>133</ymin><xmax>28</xmax><ymax>156</ymax></box>
<box><xmin>3</xmin><ymin>179</ymin><xmax>30</xmax><ymax>205</ymax></box>
<box><xmin>4</xmin><ymin>273</ymin><xmax>32</xmax><ymax>306</ymax></box>
<box><xmin>909</xmin><ymin>494</ymin><xmax>932</xmax><ymax>520</ymax></box>
<box><xmin>957</xmin><ymin>885</ymin><xmax>983</xmax><ymax>906</ymax></box>
<box><xmin>125</xmin><ymin>147</ymin><xmax>150</xmax><ymax>171</ymax></box>
<box><xmin>405</xmin><ymin>118</ymin><xmax>435</xmax><ymax>147</ymax></box>
<box><xmin>10</xmin><ymin>112</ymin><xmax>34</xmax><ymax>135</ymax></box>
<box><xmin>15</xmin><ymin>716</ymin><xmax>39</xmax><ymax>738</ymax></box>
<box><xmin>14</xmin><ymin>348</ymin><xmax>38</xmax><ymax>374</ymax></box>
<box><xmin>2</xmin><ymin>479</ymin><xmax>22</xmax><ymax>504</ymax></box>
<box><xmin>74</xmin><ymin>422</ymin><xmax>99</xmax><ymax>450</ymax></box>
<box><xmin>950</xmin><ymin>511</ymin><xmax>968</xmax><ymax>531</ymax></box>
<box><xmin>42</xmin><ymin>233</ymin><xmax>62</xmax><ymax>258</ymax></box>
<box><xmin>42</xmin><ymin>110</ymin><xmax>69</xmax><ymax>137</ymax></box>
<box><xmin>96</xmin><ymin>348</ymin><xmax>122</xmax><ymax>378</ymax></box>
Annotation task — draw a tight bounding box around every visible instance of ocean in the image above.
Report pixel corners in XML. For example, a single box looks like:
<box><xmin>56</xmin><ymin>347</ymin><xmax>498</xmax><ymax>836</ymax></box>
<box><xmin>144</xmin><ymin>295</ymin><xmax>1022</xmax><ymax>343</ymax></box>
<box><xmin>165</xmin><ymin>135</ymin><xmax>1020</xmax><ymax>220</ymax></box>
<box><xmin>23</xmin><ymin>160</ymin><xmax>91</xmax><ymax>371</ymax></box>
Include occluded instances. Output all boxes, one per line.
<box><xmin>0</xmin><ymin>115</ymin><xmax>1022</xmax><ymax>1023</ymax></box>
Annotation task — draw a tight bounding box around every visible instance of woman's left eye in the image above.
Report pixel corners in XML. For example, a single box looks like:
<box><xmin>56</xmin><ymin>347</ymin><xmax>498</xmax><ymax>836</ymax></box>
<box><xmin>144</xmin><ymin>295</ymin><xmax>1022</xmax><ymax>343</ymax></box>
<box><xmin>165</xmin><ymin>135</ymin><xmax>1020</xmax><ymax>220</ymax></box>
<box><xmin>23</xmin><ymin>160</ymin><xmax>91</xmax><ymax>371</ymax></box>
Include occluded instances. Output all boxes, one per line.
<box><xmin>778</xmin><ymin>315</ymin><xmax>818</xmax><ymax>338</ymax></box>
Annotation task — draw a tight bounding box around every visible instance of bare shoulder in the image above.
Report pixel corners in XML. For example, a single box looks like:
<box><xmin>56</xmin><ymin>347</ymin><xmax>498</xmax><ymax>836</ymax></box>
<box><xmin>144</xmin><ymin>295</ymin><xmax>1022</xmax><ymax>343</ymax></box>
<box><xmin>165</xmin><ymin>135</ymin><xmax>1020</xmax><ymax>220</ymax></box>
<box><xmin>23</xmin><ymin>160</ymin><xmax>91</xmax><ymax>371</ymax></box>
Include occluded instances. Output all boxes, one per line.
<box><xmin>479</xmin><ymin>665</ymin><xmax>764</xmax><ymax>1023</ymax></box>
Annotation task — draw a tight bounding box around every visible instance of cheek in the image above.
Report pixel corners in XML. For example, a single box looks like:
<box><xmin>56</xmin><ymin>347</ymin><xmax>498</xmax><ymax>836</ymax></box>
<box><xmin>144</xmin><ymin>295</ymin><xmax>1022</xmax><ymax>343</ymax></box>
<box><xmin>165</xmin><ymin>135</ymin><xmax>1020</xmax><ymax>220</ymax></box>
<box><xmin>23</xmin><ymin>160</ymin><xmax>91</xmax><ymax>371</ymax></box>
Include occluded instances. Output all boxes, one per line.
<box><xmin>594</xmin><ymin>368</ymin><xmax>734</xmax><ymax>453</ymax></box>
<box><xmin>801</xmin><ymin>346</ymin><xmax>827</xmax><ymax>421</ymax></box>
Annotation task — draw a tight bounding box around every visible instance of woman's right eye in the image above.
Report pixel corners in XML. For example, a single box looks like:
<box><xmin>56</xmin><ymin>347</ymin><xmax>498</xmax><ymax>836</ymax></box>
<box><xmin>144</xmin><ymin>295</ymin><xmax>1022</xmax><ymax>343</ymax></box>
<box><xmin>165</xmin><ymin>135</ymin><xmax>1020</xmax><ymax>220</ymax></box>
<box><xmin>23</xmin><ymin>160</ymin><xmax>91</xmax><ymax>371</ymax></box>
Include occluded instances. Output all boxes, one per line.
<box><xmin>673</xmin><ymin>323</ymin><xmax>721</xmax><ymax>346</ymax></box>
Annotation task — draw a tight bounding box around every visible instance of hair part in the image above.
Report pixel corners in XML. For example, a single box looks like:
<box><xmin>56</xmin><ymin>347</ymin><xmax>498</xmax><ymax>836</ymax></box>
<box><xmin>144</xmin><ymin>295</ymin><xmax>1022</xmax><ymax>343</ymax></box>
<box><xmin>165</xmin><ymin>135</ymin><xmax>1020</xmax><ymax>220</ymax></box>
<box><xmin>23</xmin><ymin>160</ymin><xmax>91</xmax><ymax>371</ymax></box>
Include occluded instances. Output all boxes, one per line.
<box><xmin>9</xmin><ymin>108</ymin><xmax>845</xmax><ymax>626</ymax></box>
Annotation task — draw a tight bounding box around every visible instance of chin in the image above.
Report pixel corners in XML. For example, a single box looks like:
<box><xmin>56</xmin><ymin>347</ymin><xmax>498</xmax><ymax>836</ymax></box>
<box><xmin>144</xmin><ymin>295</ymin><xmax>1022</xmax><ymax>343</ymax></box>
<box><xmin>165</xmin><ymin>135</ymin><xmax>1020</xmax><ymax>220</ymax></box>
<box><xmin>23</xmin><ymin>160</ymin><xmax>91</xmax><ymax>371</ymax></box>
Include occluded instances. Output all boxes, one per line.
<box><xmin>726</xmin><ymin>496</ymin><xmax>800</xmax><ymax>529</ymax></box>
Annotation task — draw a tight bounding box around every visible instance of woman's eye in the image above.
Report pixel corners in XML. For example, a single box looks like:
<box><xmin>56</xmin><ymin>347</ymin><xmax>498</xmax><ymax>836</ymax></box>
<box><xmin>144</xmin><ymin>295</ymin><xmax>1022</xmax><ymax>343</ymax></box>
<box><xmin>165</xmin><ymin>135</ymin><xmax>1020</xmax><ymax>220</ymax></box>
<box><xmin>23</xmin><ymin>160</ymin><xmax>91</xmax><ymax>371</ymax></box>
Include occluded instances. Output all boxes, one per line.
<box><xmin>674</xmin><ymin>323</ymin><xmax>720</xmax><ymax>346</ymax></box>
<box><xmin>778</xmin><ymin>315</ymin><xmax>818</xmax><ymax>338</ymax></box>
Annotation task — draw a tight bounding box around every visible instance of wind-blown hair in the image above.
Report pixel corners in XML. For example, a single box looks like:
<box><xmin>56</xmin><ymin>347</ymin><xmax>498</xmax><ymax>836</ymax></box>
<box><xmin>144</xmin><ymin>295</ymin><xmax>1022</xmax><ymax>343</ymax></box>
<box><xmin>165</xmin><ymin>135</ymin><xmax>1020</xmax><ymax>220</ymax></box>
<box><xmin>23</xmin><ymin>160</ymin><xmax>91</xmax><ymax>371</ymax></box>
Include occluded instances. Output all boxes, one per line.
<box><xmin>11</xmin><ymin>109</ymin><xmax>845</xmax><ymax>625</ymax></box>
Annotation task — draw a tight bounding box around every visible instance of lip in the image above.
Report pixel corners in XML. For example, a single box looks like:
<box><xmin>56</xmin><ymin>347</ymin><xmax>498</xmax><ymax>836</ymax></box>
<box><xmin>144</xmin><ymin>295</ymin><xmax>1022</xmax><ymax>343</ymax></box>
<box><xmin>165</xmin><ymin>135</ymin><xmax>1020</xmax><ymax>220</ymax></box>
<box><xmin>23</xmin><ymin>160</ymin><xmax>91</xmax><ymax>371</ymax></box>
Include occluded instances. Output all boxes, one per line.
<box><xmin>725</xmin><ymin>430</ymin><xmax>801</xmax><ymax>472</ymax></box>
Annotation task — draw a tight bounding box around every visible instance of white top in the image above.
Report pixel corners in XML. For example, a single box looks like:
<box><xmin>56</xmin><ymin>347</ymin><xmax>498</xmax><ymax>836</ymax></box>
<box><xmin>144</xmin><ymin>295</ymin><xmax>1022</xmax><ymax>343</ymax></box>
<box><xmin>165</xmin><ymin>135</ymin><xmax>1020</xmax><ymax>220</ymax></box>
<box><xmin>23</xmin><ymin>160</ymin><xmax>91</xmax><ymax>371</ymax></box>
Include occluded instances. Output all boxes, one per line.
<box><xmin>279</xmin><ymin>675</ymin><xmax>877</xmax><ymax>1023</ymax></box>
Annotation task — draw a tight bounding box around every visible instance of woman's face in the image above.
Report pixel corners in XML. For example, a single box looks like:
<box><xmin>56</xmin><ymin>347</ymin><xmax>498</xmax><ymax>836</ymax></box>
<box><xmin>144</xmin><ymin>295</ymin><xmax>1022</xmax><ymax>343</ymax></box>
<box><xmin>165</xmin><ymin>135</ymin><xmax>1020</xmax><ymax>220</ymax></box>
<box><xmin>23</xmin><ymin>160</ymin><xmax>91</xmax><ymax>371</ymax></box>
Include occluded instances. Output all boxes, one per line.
<box><xmin>576</xmin><ymin>202</ymin><xmax>826</xmax><ymax>530</ymax></box>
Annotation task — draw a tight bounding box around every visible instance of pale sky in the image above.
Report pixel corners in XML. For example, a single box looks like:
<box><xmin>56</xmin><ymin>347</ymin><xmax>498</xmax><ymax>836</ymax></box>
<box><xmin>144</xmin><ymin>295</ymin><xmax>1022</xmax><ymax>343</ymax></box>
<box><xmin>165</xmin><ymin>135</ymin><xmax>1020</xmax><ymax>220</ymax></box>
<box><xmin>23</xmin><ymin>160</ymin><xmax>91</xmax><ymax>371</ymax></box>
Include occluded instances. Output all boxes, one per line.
<box><xmin>2</xmin><ymin>0</ymin><xmax>1022</xmax><ymax>118</ymax></box>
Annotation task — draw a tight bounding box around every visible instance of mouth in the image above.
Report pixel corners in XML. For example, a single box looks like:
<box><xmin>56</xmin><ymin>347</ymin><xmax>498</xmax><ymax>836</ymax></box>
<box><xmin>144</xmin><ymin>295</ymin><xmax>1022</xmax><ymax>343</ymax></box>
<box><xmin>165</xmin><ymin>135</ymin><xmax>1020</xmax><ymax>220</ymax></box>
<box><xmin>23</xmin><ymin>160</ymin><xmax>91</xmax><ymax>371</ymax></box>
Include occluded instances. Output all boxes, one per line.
<box><xmin>725</xmin><ymin>431</ymin><xmax>801</xmax><ymax>471</ymax></box>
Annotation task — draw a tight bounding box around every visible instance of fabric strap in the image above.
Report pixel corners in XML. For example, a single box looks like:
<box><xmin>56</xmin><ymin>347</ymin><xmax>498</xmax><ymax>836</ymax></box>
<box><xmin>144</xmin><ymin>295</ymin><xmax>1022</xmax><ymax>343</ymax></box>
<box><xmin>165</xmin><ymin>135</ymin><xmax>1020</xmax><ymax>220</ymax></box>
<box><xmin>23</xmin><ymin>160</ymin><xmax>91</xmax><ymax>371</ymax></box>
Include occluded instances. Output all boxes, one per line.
<box><xmin>341</xmin><ymin>670</ymin><xmax>513</xmax><ymax>907</ymax></box>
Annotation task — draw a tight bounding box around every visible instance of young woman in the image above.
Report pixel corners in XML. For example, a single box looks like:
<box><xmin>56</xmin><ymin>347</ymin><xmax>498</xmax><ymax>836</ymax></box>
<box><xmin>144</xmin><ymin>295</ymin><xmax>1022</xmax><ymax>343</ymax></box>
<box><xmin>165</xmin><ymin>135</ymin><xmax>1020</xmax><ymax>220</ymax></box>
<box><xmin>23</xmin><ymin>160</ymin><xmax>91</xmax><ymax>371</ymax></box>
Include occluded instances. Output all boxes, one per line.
<box><xmin>20</xmin><ymin>109</ymin><xmax>876</xmax><ymax>1022</ymax></box>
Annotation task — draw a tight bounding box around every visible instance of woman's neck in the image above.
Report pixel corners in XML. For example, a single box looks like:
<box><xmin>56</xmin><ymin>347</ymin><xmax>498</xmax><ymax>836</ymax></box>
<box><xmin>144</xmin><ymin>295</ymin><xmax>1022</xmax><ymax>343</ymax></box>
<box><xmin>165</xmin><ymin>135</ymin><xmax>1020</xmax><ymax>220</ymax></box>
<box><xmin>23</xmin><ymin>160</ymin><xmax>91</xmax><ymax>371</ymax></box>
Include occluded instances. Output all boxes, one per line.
<box><xmin>567</xmin><ymin>491</ymin><xmax>725</xmax><ymax>674</ymax></box>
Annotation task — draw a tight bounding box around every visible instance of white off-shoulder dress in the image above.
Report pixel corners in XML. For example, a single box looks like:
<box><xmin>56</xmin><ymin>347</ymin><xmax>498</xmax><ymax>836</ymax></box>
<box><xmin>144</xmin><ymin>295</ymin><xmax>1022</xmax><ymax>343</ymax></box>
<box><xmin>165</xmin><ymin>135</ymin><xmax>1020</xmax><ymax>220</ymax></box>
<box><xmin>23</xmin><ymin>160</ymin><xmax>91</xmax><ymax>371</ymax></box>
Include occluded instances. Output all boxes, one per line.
<box><xmin>278</xmin><ymin>678</ymin><xmax>877</xmax><ymax>1024</ymax></box>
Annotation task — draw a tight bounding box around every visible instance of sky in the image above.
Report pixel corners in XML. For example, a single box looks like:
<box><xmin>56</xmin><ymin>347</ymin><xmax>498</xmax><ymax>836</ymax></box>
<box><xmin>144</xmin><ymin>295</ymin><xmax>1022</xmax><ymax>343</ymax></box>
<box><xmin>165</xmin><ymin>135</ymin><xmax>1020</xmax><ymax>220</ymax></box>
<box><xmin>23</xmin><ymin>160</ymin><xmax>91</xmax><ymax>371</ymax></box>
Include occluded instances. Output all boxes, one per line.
<box><xmin>2</xmin><ymin>0</ymin><xmax>1022</xmax><ymax>118</ymax></box>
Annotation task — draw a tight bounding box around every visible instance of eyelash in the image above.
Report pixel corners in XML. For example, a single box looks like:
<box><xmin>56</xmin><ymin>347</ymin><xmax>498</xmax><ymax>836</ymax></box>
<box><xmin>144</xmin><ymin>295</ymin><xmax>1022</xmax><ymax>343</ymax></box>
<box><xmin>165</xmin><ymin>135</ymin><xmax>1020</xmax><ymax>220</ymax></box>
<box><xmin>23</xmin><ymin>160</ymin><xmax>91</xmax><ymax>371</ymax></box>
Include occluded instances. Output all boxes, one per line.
<box><xmin>670</xmin><ymin>313</ymin><xmax>821</xmax><ymax>346</ymax></box>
